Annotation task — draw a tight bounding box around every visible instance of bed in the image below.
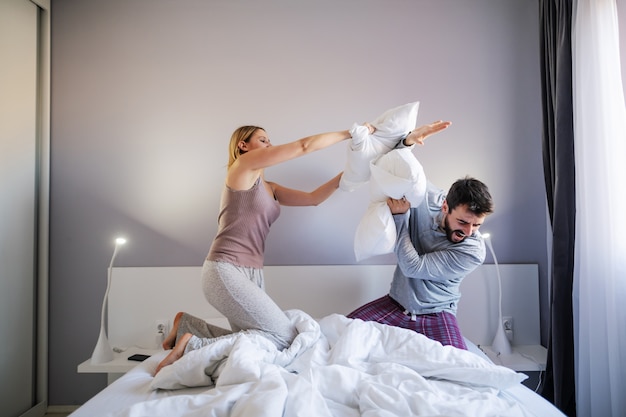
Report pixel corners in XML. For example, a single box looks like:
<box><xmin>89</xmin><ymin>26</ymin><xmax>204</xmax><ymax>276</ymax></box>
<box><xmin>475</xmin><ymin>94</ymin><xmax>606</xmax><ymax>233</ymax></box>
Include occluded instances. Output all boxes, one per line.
<box><xmin>71</xmin><ymin>264</ymin><xmax>565</xmax><ymax>417</ymax></box>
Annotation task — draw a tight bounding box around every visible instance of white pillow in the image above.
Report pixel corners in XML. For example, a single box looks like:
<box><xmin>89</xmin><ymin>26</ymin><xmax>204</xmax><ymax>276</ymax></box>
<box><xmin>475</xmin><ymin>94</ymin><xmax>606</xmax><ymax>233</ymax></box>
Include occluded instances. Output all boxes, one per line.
<box><xmin>340</xmin><ymin>101</ymin><xmax>419</xmax><ymax>192</ymax></box>
<box><xmin>369</xmin><ymin>148</ymin><xmax>426</xmax><ymax>206</ymax></box>
<box><xmin>354</xmin><ymin>201</ymin><xmax>397</xmax><ymax>262</ymax></box>
<box><xmin>353</xmin><ymin>148</ymin><xmax>427</xmax><ymax>262</ymax></box>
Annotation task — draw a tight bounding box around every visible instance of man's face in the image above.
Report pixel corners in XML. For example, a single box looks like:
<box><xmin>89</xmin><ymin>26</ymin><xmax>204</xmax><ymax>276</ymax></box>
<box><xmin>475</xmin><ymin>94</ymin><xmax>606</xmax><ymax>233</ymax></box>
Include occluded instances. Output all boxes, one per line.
<box><xmin>443</xmin><ymin>202</ymin><xmax>487</xmax><ymax>243</ymax></box>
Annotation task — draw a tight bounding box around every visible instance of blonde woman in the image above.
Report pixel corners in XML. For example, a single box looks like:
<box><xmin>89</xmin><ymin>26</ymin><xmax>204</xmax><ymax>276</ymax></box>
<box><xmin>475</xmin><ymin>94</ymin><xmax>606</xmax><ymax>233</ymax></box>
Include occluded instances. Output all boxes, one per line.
<box><xmin>156</xmin><ymin>123</ymin><xmax>374</xmax><ymax>374</ymax></box>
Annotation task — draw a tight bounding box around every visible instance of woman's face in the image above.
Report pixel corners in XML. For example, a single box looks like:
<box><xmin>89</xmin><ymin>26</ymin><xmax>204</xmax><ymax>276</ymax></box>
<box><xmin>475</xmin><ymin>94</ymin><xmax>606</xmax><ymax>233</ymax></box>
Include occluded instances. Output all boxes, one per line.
<box><xmin>239</xmin><ymin>129</ymin><xmax>271</xmax><ymax>153</ymax></box>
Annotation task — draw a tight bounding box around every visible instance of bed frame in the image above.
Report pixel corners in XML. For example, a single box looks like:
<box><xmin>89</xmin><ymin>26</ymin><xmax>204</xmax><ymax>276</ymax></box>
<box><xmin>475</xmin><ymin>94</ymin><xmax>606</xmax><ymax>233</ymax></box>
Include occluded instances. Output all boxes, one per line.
<box><xmin>108</xmin><ymin>264</ymin><xmax>541</xmax><ymax>351</ymax></box>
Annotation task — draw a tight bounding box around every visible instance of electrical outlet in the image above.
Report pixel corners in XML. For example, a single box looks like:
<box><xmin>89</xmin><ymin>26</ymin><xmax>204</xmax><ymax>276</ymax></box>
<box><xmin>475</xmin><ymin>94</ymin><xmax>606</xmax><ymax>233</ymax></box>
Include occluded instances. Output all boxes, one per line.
<box><xmin>502</xmin><ymin>316</ymin><xmax>513</xmax><ymax>342</ymax></box>
<box><xmin>155</xmin><ymin>319</ymin><xmax>168</xmax><ymax>335</ymax></box>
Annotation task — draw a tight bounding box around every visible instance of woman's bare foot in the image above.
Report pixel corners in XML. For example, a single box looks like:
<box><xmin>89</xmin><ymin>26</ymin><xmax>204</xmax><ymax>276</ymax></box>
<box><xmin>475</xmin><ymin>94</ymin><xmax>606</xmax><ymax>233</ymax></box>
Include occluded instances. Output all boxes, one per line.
<box><xmin>162</xmin><ymin>312</ymin><xmax>184</xmax><ymax>350</ymax></box>
<box><xmin>154</xmin><ymin>332</ymin><xmax>192</xmax><ymax>375</ymax></box>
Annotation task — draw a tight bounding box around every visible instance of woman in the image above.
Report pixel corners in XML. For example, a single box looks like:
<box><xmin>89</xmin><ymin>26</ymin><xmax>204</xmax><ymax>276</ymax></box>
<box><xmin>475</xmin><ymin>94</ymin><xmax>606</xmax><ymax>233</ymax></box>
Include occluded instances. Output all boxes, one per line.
<box><xmin>155</xmin><ymin>124</ymin><xmax>374</xmax><ymax>374</ymax></box>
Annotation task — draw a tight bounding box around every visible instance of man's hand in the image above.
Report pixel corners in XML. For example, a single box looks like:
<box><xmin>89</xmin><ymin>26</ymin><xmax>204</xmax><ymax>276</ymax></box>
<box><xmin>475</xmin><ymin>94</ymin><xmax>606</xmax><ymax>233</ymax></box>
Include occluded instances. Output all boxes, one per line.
<box><xmin>404</xmin><ymin>120</ymin><xmax>451</xmax><ymax>146</ymax></box>
<box><xmin>387</xmin><ymin>196</ymin><xmax>410</xmax><ymax>214</ymax></box>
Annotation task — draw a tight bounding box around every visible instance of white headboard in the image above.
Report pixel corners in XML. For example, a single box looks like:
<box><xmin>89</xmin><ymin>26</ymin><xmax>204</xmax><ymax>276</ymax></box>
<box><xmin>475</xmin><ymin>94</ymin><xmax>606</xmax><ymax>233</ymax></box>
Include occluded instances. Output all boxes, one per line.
<box><xmin>108</xmin><ymin>264</ymin><xmax>540</xmax><ymax>350</ymax></box>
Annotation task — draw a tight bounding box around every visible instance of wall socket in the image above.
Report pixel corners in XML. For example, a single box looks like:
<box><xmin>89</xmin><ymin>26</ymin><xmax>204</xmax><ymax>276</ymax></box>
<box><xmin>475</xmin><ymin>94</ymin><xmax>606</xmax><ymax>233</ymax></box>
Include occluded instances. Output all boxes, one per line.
<box><xmin>502</xmin><ymin>316</ymin><xmax>513</xmax><ymax>342</ymax></box>
<box><xmin>155</xmin><ymin>319</ymin><xmax>168</xmax><ymax>335</ymax></box>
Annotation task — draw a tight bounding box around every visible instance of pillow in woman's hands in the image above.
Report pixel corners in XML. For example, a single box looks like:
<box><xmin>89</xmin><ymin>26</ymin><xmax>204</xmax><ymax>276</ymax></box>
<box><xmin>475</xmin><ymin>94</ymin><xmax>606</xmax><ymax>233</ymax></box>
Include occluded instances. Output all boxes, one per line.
<box><xmin>340</xmin><ymin>101</ymin><xmax>419</xmax><ymax>192</ymax></box>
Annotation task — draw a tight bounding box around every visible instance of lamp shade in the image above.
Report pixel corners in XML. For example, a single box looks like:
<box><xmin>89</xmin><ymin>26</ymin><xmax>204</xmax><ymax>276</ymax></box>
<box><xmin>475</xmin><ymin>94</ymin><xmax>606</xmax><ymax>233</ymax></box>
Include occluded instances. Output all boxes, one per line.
<box><xmin>91</xmin><ymin>237</ymin><xmax>126</xmax><ymax>364</ymax></box>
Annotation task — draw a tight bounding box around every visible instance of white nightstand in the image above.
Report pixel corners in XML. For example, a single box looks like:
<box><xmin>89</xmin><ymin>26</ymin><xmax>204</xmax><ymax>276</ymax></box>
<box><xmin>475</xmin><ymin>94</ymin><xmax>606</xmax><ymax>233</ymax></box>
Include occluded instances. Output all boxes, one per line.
<box><xmin>77</xmin><ymin>347</ymin><xmax>161</xmax><ymax>384</ymax></box>
<box><xmin>481</xmin><ymin>344</ymin><xmax>547</xmax><ymax>391</ymax></box>
<box><xmin>481</xmin><ymin>344</ymin><xmax>547</xmax><ymax>371</ymax></box>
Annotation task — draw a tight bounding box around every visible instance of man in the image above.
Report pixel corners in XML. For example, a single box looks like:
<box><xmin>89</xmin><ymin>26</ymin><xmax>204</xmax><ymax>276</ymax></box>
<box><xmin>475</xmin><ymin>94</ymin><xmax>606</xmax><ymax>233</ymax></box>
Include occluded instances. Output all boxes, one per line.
<box><xmin>348</xmin><ymin>124</ymin><xmax>494</xmax><ymax>350</ymax></box>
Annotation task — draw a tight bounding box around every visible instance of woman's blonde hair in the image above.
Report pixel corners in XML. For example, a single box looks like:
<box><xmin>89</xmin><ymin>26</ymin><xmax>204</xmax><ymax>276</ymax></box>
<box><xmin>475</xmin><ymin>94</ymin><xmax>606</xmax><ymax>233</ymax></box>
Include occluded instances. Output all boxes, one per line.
<box><xmin>228</xmin><ymin>125</ymin><xmax>264</xmax><ymax>168</ymax></box>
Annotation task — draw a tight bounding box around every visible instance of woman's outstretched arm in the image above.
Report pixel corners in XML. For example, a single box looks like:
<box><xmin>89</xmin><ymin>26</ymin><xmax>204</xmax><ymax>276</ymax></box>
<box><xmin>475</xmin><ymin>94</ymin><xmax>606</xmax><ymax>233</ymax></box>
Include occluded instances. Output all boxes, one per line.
<box><xmin>269</xmin><ymin>172</ymin><xmax>343</xmax><ymax>207</ymax></box>
<box><xmin>237</xmin><ymin>130</ymin><xmax>351</xmax><ymax>172</ymax></box>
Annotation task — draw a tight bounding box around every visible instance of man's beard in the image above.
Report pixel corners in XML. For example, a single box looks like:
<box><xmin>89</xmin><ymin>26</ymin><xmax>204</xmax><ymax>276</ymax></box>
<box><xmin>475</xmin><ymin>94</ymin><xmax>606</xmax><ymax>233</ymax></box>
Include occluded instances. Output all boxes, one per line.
<box><xmin>444</xmin><ymin>216</ymin><xmax>467</xmax><ymax>243</ymax></box>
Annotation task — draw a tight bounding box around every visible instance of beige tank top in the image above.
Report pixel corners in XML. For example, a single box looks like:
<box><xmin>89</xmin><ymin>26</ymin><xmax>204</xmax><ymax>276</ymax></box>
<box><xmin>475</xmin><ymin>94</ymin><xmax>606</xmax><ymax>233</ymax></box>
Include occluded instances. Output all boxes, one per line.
<box><xmin>207</xmin><ymin>177</ymin><xmax>280</xmax><ymax>268</ymax></box>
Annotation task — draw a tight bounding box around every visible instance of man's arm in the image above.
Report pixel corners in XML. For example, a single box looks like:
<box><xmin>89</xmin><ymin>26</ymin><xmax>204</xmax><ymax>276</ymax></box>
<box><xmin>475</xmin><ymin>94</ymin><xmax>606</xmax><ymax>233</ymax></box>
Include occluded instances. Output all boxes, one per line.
<box><xmin>392</xmin><ymin>210</ymin><xmax>484</xmax><ymax>282</ymax></box>
<box><xmin>402</xmin><ymin>121</ymin><xmax>452</xmax><ymax>146</ymax></box>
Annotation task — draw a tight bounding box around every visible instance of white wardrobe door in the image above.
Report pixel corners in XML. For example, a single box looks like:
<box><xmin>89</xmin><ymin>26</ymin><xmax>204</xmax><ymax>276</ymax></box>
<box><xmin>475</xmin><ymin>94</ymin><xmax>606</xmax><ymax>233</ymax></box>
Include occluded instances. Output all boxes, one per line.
<box><xmin>0</xmin><ymin>0</ymin><xmax>39</xmax><ymax>415</ymax></box>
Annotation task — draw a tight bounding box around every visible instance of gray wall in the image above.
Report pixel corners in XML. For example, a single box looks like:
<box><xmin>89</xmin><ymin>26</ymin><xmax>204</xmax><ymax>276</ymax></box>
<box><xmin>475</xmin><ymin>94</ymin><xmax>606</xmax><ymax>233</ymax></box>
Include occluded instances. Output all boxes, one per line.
<box><xmin>49</xmin><ymin>0</ymin><xmax>547</xmax><ymax>405</ymax></box>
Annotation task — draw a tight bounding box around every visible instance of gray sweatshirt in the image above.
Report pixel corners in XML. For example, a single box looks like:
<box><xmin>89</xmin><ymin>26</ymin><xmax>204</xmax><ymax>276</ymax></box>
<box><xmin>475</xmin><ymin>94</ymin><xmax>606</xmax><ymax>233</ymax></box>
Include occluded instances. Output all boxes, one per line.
<box><xmin>389</xmin><ymin>181</ymin><xmax>486</xmax><ymax>315</ymax></box>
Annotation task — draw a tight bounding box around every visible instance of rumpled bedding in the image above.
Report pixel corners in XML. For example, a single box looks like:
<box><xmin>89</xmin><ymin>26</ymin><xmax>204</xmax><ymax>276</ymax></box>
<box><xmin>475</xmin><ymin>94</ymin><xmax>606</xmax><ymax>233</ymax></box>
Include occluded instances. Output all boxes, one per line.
<box><xmin>111</xmin><ymin>310</ymin><xmax>534</xmax><ymax>417</ymax></box>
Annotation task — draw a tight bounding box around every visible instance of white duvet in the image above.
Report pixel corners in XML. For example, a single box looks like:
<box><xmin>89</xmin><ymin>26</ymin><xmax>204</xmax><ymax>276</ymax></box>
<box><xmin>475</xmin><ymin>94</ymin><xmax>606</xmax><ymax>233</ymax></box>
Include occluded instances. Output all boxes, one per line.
<box><xmin>111</xmin><ymin>310</ymin><xmax>535</xmax><ymax>417</ymax></box>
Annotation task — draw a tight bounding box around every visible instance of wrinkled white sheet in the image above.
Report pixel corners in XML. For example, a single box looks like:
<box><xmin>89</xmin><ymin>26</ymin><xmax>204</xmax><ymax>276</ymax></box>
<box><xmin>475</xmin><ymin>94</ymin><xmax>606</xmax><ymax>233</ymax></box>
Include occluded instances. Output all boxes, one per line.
<box><xmin>111</xmin><ymin>310</ymin><xmax>536</xmax><ymax>417</ymax></box>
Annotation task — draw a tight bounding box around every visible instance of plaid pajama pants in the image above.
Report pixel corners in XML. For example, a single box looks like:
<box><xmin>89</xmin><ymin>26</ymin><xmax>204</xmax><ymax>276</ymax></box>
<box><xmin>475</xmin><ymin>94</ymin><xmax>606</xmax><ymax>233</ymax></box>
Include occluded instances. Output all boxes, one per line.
<box><xmin>347</xmin><ymin>295</ymin><xmax>467</xmax><ymax>350</ymax></box>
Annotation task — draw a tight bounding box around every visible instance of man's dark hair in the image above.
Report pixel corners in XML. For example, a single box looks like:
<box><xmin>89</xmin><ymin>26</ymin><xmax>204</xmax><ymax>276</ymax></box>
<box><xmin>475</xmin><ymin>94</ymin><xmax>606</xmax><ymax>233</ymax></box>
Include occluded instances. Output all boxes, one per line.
<box><xmin>446</xmin><ymin>176</ymin><xmax>494</xmax><ymax>215</ymax></box>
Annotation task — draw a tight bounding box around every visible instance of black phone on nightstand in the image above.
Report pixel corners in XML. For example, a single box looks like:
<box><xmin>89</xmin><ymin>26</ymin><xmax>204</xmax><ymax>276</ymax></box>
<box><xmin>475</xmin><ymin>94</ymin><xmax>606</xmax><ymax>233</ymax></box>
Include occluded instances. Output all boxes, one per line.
<box><xmin>127</xmin><ymin>353</ymin><xmax>151</xmax><ymax>362</ymax></box>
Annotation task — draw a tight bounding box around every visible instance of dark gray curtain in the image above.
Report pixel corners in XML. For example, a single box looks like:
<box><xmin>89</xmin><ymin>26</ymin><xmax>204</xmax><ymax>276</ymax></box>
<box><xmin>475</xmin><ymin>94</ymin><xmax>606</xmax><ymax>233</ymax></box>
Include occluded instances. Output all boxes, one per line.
<box><xmin>538</xmin><ymin>1</ymin><xmax>576</xmax><ymax>416</ymax></box>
